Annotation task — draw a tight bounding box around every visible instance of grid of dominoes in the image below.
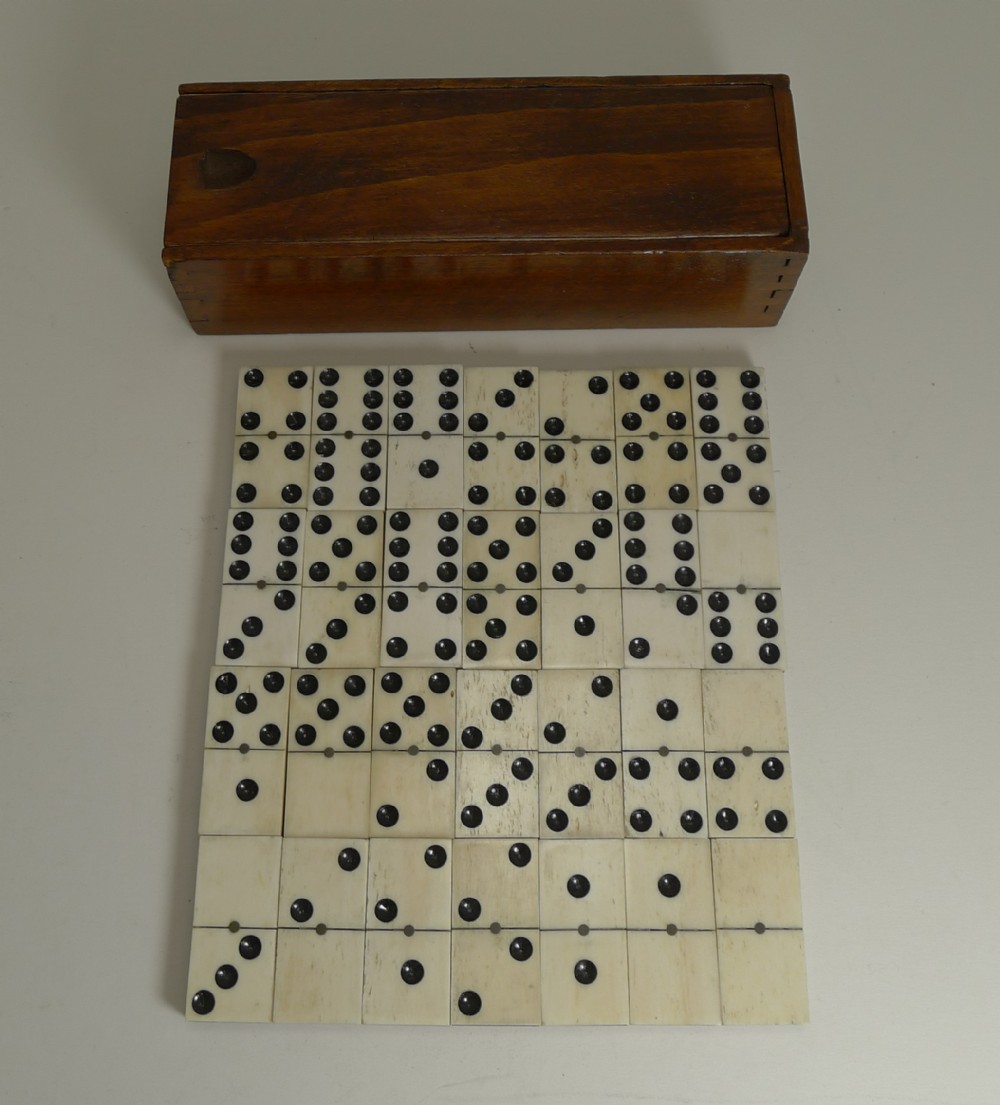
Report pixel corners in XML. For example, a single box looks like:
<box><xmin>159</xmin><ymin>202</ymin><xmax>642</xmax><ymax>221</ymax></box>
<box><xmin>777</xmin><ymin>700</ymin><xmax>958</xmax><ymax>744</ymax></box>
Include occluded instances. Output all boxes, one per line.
<box><xmin>188</xmin><ymin>364</ymin><xmax>807</xmax><ymax>1025</ymax></box>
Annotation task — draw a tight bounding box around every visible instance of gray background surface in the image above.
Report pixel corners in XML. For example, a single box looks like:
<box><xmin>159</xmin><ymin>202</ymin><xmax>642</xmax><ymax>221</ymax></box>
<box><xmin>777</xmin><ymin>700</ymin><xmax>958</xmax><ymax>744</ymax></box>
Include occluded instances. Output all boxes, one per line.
<box><xmin>2</xmin><ymin>2</ymin><xmax>997</xmax><ymax>1101</ymax></box>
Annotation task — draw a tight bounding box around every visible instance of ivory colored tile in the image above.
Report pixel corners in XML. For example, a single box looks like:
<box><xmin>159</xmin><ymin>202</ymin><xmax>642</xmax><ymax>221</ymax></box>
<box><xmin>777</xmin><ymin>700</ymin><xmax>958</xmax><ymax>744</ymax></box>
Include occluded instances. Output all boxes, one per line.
<box><xmin>618</xmin><ymin>507</ymin><xmax>699</xmax><ymax>590</ymax></box>
<box><xmin>621</xmin><ymin>588</ymin><xmax>703</xmax><ymax>668</ymax></box>
<box><xmin>697</xmin><ymin>511</ymin><xmax>781</xmax><ymax>589</ymax></box>
<box><xmin>623</xmin><ymin>838</ymin><xmax>716</xmax><ymax>930</ymax></box>
<box><xmin>296</xmin><ymin>586</ymin><xmax>381</xmax><ymax>668</ymax></box>
<box><xmin>701</xmin><ymin>670</ymin><xmax>788</xmax><ymax>752</ymax></box>
<box><xmin>379</xmin><ymin>587</ymin><xmax>462</xmax><ymax>667</ymax></box>
<box><xmin>216</xmin><ymin>583</ymin><xmax>302</xmax><ymax>667</ymax></box>
<box><xmin>462</xmin><ymin>588</ymin><xmax>541</xmax><ymax>669</ymax></box>
<box><xmin>464</xmin><ymin>366</ymin><xmax>539</xmax><ymax>437</ymax></box>
<box><xmin>538</xmin><ymin>839</ymin><xmax>626</xmax><ymax>929</ymax></box>
<box><xmin>451</xmin><ymin>838</ymin><xmax>539</xmax><ymax>929</ymax></box>
<box><xmin>537</xmin><ymin>669</ymin><xmax>621</xmax><ymax>752</ymax></box>
<box><xmin>192</xmin><ymin>835</ymin><xmax>282</xmax><ymax>929</ymax></box>
<box><xmin>287</xmin><ymin>668</ymin><xmax>374</xmax><ymax>752</ymax></box>
<box><xmin>462</xmin><ymin>510</ymin><xmax>540</xmax><ymax>589</ymax></box>
<box><xmin>539</xmin><ymin>369</ymin><xmax>615</xmax><ymax>439</ymax></box>
<box><xmin>302</xmin><ymin>509</ymin><xmax>383</xmax><ymax>587</ymax></box>
<box><xmin>539</xmin><ymin>440</ymin><xmax>618</xmax><ymax>513</ymax></box>
<box><xmin>456</xmin><ymin>669</ymin><xmax>538</xmax><ymax>751</ymax></box>
<box><xmin>539</xmin><ymin>512</ymin><xmax>620</xmax><ymax>589</ymax></box>
<box><xmin>307</xmin><ymin>434</ymin><xmax>387</xmax><ymax>511</ymax></box>
<box><xmin>362</xmin><ymin>930</ymin><xmax>451</xmax><ymax>1025</ymax></box>
<box><xmin>627</xmin><ymin>930</ymin><xmax>721</xmax><ymax>1024</ymax></box>
<box><xmin>717</xmin><ymin>928</ymin><xmax>808</xmax><ymax>1024</ymax></box>
<box><xmin>366</xmin><ymin>838</ymin><xmax>452</xmax><ymax>930</ymax></box>
<box><xmin>619</xmin><ymin>669</ymin><xmax>704</xmax><ymax>752</ymax></box>
<box><xmin>223</xmin><ymin>508</ymin><xmax>306</xmax><ymax>586</ymax></box>
<box><xmin>282</xmin><ymin>751</ymin><xmax>371</xmax><ymax>838</ymax></box>
<box><xmin>703</xmin><ymin>587</ymin><xmax>786</xmax><ymax>671</ymax></box>
<box><xmin>695</xmin><ymin>436</ymin><xmax>775</xmax><ymax>512</ymax></box>
<box><xmin>623</xmin><ymin>749</ymin><xmax>708</xmax><ymax>839</ymax></box>
<box><xmin>383</xmin><ymin>507</ymin><xmax>462</xmax><ymax>588</ymax></box>
<box><xmin>612</xmin><ymin>367</ymin><xmax>692</xmax><ymax>438</ymax></box>
<box><xmin>712</xmin><ymin>838</ymin><xmax>803</xmax><ymax>929</ymax></box>
<box><xmin>451</xmin><ymin>929</ymin><xmax>541</xmax><ymax>1025</ymax></box>
<box><xmin>540</xmin><ymin>930</ymin><xmax>629</xmax><ymax>1025</ymax></box>
<box><xmin>187</xmin><ymin>927</ymin><xmax>277</xmax><ymax>1022</ymax></box>
<box><xmin>198</xmin><ymin>748</ymin><xmax>286</xmax><ymax>836</ymax></box>
<box><xmin>230</xmin><ymin>435</ymin><xmax>309</xmax><ymax>511</ymax></box>
<box><xmin>540</xmin><ymin>589</ymin><xmax>624</xmax><ymax>669</ymax></box>
<box><xmin>205</xmin><ymin>665</ymin><xmax>291</xmax><ymax>750</ymax></box>
<box><xmin>312</xmin><ymin>365</ymin><xmax>389</xmax><ymax>435</ymax></box>
<box><xmin>235</xmin><ymin>365</ymin><xmax>314</xmax><ymax>437</ymax></box>
<box><xmin>538</xmin><ymin>752</ymin><xmax>624</xmax><ymax>838</ymax></box>
<box><xmin>616</xmin><ymin>436</ymin><xmax>696</xmax><ymax>512</ymax></box>
<box><xmin>277</xmin><ymin>838</ymin><xmax>369</xmax><ymax>929</ymax></box>
<box><xmin>705</xmin><ymin>751</ymin><xmax>795</xmax><ymax>839</ymax></box>
<box><xmin>464</xmin><ymin>435</ymin><xmax>540</xmax><ymax>511</ymax></box>
<box><xmin>385</xmin><ymin>436</ymin><xmax>464</xmax><ymax>510</ymax></box>
<box><xmin>456</xmin><ymin>751</ymin><xmax>539</xmax><ymax>838</ymax></box>
<box><xmin>690</xmin><ymin>366</ymin><xmax>769</xmax><ymax>439</ymax></box>
<box><xmin>370</xmin><ymin>750</ymin><xmax>456</xmax><ymax>838</ymax></box>
<box><xmin>372</xmin><ymin>666</ymin><xmax>457</xmax><ymax>750</ymax></box>
<box><xmin>273</xmin><ymin>928</ymin><xmax>364</xmax><ymax>1023</ymax></box>
<box><xmin>387</xmin><ymin>363</ymin><xmax>463</xmax><ymax>435</ymax></box>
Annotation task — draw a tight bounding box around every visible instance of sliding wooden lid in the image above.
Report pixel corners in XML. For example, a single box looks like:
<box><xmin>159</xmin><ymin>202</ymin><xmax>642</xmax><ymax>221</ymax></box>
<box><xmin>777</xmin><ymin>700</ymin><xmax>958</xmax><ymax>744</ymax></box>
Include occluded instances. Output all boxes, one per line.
<box><xmin>163</xmin><ymin>77</ymin><xmax>807</xmax><ymax>331</ymax></box>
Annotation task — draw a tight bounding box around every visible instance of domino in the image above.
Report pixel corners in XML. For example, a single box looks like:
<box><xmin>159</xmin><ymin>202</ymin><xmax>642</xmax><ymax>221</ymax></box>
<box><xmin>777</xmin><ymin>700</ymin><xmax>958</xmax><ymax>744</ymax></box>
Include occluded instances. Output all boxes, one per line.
<box><xmin>308</xmin><ymin>435</ymin><xmax>386</xmax><ymax>510</ymax></box>
<box><xmin>187</xmin><ymin>927</ymin><xmax>277</xmax><ymax>1022</ymax></box>
<box><xmin>539</xmin><ymin>370</ymin><xmax>615</xmax><ymax>440</ymax></box>
<box><xmin>464</xmin><ymin>366</ymin><xmax>539</xmax><ymax>437</ymax></box>
<box><xmin>613</xmin><ymin>368</ymin><xmax>692</xmax><ymax>437</ymax></box>
<box><xmin>451</xmin><ymin>929</ymin><xmax>542</xmax><ymax>1025</ymax></box>
<box><xmin>464</xmin><ymin>435</ymin><xmax>540</xmax><ymax>510</ymax></box>
<box><xmin>383</xmin><ymin>509</ymin><xmax>461</xmax><ymax>588</ymax></box>
<box><xmin>231</xmin><ymin>436</ymin><xmax>309</xmax><ymax>509</ymax></box>
<box><xmin>451</xmin><ymin>838</ymin><xmax>540</xmax><ymax>929</ymax></box>
<box><xmin>462</xmin><ymin>511</ymin><xmax>540</xmax><ymax>589</ymax></box>
<box><xmin>223</xmin><ymin>509</ymin><xmax>305</xmax><ymax>585</ymax></box>
<box><xmin>387</xmin><ymin>364</ymin><xmax>463</xmax><ymax>435</ymax></box>
<box><xmin>312</xmin><ymin>366</ymin><xmax>388</xmax><ymax>435</ymax></box>
<box><xmin>689</xmin><ymin>367</ymin><xmax>769</xmax><ymax>439</ymax></box>
<box><xmin>236</xmin><ymin>366</ymin><xmax>314</xmax><ymax>436</ymax></box>
<box><xmin>205</xmin><ymin>666</ymin><xmax>291</xmax><ymax>750</ymax></box>
<box><xmin>287</xmin><ymin>668</ymin><xmax>374</xmax><ymax>752</ymax></box>
<box><xmin>462</xmin><ymin>589</ymin><xmax>541</xmax><ymax>669</ymax></box>
<box><xmin>694</xmin><ymin>437</ymin><xmax>775</xmax><ymax>511</ymax></box>
<box><xmin>539</xmin><ymin>439</ymin><xmax>617</xmax><ymax>513</ymax></box>
<box><xmin>302</xmin><ymin>510</ymin><xmax>383</xmax><ymax>587</ymax></box>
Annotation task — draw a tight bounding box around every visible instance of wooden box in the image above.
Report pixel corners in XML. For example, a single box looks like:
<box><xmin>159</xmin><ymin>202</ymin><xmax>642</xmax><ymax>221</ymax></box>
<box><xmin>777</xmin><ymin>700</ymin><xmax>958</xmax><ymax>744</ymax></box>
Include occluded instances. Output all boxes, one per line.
<box><xmin>162</xmin><ymin>76</ymin><xmax>807</xmax><ymax>334</ymax></box>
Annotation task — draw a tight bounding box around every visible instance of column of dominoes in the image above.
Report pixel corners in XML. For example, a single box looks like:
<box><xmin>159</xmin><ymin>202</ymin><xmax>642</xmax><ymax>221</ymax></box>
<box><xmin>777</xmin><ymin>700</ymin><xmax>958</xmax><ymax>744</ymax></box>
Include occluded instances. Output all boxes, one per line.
<box><xmin>689</xmin><ymin>367</ymin><xmax>806</xmax><ymax>1024</ymax></box>
<box><xmin>189</xmin><ymin>366</ymin><xmax>314</xmax><ymax>1020</ymax></box>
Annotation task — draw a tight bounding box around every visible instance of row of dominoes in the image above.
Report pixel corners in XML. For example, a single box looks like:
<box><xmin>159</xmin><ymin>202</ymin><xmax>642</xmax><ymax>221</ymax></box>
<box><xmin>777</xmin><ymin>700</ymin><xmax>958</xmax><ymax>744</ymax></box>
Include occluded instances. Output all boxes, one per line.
<box><xmin>223</xmin><ymin>508</ymin><xmax>781</xmax><ymax>592</ymax></box>
<box><xmin>188</xmin><ymin>834</ymin><xmax>805</xmax><ymax>1024</ymax></box>
<box><xmin>233</xmin><ymin>365</ymin><xmax>770</xmax><ymax>441</ymax></box>
<box><xmin>229</xmin><ymin>434</ymin><xmax>775</xmax><ymax>514</ymax></box>
<box><xmin>214</xmin><ymin>582</ymin><xmax>785</xmax><ymax>671</ymax></box>
<box><xmin>199</xmin><ymin>744</ymin><xmax>795</xmax><ymax>840</ymax></box>
<box><xmin>205</xmin><ymin>666</ymin><xmax>788</xmax><ymax>753</ymax></box>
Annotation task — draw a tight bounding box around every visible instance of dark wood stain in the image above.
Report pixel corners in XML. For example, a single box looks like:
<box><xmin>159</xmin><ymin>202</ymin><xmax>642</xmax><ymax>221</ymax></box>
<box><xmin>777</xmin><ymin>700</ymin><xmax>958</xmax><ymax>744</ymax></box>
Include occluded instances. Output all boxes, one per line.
<box><xmin>162</xmin><ymin>76</ymin><xmax>808</xmax><ymax>333</ymax></box>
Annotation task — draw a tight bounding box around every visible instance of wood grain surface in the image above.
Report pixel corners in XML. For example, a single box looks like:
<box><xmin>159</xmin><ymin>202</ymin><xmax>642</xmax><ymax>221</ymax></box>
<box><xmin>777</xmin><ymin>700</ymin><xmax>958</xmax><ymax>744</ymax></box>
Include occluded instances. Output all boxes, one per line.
<box><xmin>162</xmin><ymin>76</ymin><xmax>808</xmax><ymax>333</ymax></box>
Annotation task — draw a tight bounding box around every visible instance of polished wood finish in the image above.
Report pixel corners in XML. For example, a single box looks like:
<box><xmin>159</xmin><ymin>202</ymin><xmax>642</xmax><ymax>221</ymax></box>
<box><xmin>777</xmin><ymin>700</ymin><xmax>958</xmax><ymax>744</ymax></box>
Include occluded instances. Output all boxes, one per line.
<box><xmin>163</xmin><ymin>76</ymin><xmax>808</xmax><ymax>333</ymax></box>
